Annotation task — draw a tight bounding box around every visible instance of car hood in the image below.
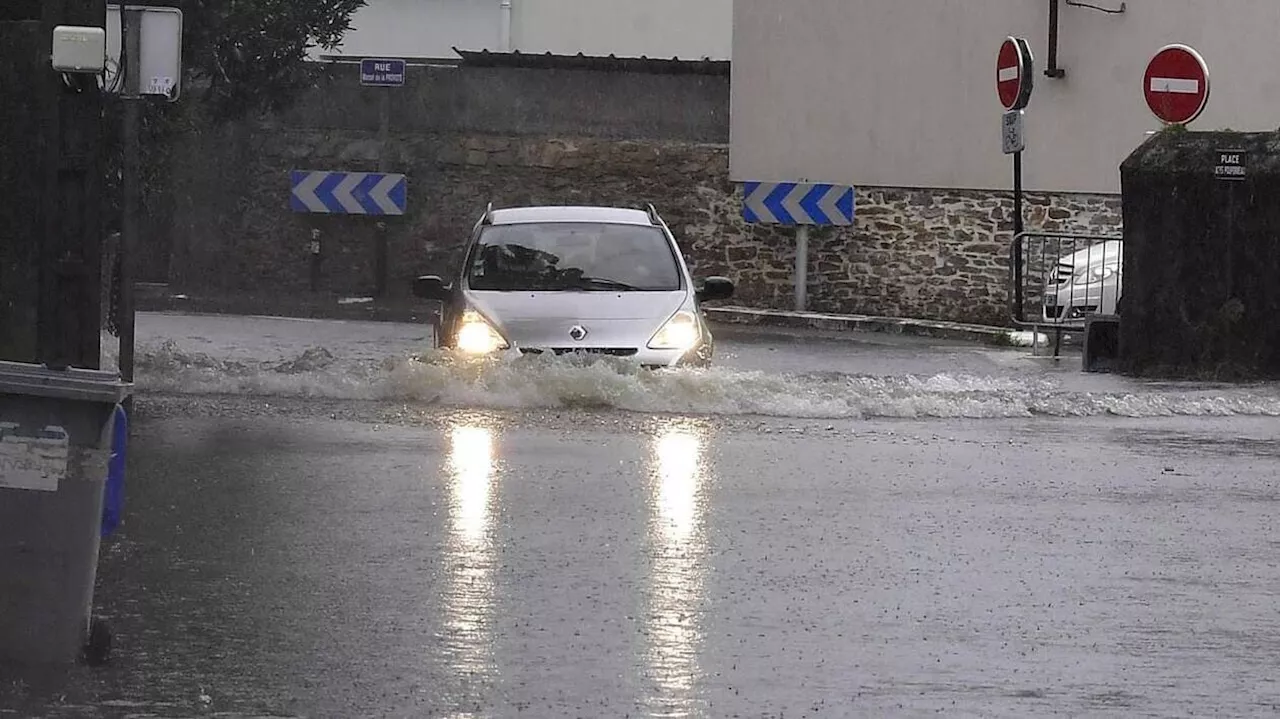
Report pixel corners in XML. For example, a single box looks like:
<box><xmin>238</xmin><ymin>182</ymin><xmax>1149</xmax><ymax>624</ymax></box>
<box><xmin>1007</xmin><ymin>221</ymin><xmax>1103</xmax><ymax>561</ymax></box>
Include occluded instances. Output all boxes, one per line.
<box><xmin>1061</xmin><ymin>240</ymin><xmax>1123</xmax><ymax>269</ymax></box>
<box><xmin>465</xmin><ymin>290</ymin><xmax>690</xmax><ymax>349</ymax></box>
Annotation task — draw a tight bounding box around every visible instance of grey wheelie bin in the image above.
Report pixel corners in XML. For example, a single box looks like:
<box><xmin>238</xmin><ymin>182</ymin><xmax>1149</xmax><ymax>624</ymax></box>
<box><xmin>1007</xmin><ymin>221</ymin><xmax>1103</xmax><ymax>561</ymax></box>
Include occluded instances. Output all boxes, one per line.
<box><xmin>0</xmin><ymin>360</ymin><xmax>132</xmax><ymax>666</ymax></box>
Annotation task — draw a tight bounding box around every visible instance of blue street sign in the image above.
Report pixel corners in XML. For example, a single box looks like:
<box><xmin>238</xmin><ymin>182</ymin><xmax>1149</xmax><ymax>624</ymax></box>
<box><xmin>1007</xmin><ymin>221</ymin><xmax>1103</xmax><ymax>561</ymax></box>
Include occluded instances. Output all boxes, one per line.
<box><xmin>290</xmin><ymin>171</ymin><xmax>407</xmax><ymax>215</ymax></box>
<box><xmin>360</xmin><ymin>58</ymin><xmax>406</xmax><ymax>87</ymax></box>
<box><xmin>742</xmin><ymin>182</ymin><xmax>856</xmax><ymax>226</ymax></box>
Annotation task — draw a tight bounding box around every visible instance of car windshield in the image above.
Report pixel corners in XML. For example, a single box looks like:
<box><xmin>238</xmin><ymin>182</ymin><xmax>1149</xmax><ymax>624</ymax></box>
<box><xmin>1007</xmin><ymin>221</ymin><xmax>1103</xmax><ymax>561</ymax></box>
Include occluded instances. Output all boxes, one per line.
<box><xmin>465</xmin><ymin>222</ymin><xmax>683</xmax><ymax>292</ymax></box>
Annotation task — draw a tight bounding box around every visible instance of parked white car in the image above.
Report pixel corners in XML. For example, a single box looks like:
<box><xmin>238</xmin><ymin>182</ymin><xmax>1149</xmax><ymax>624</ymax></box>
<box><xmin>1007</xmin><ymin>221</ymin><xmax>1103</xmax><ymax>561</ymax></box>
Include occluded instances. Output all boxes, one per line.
<box><xmin>1043</xmin><ymin>240</ymin><xmax>1123</xmax><ymax>323</ymax></box>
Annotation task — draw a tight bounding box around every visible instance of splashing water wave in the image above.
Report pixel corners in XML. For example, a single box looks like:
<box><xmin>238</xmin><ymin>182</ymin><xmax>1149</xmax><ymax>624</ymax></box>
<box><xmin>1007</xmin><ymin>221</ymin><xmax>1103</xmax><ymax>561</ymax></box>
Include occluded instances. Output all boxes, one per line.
<box><xmin>110</xmin><ymin>339</ymin><xmax>1280</xmax><ymax>420</ymax></box>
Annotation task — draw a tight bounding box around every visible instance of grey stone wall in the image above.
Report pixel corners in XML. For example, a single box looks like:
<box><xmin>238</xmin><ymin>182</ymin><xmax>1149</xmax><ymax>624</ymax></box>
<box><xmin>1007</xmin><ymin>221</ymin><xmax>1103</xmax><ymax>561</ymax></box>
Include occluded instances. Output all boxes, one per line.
<box><xmin>156</xmin><ymin>59</ymin><xmax>1125</xmax><ymax>327</ymax></box>
<box><xmin>166</xmin><ymin>125</ymin><xmax>1122</xmax><ymax>326</ymax></box>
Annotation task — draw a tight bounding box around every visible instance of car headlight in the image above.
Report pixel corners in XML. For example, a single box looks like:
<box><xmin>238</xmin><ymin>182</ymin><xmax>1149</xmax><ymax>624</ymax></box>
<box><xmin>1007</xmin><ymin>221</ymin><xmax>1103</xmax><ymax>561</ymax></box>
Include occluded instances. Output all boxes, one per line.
<box><xmin>456</xmin><ymin>309</ymin><xmax>508</xmax><ymax>355</ymax></box>
<box><xmin>648</xmin><ymin>310</ymin><xmax>700</xmax><ymax>350</ymax></box>
<box><xmin>1074</xmin><ymin>264</ymin><xmax>1119</xmax><ymax>285</ymax></box>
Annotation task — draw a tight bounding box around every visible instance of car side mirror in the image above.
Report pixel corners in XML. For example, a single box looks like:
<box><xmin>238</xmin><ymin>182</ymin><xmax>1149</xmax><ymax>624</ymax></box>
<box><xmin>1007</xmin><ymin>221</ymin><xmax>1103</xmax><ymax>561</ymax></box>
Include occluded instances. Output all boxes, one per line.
<box><xmin>696</xmin><ymin>276</ymin><xmax>735</xmax><ymax>303</ymax></box>
<box><xmin>413</xmin><ymin>275</ymin><xmax>451</xmax><ymax>301</ymax></box>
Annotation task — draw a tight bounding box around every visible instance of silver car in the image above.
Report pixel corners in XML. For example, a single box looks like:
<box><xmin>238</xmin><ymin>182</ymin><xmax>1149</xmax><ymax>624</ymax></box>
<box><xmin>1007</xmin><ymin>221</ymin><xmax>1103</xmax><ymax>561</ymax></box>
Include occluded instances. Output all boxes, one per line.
<box><xmin>412</xmin><ymin>204</ymin><xmax>736</xmax><ymax>368</ymax></box>
<box><xmin>1043</xmin><ymin>240</ymin><xmax>1123</xmax><ymax>323</ymax></box>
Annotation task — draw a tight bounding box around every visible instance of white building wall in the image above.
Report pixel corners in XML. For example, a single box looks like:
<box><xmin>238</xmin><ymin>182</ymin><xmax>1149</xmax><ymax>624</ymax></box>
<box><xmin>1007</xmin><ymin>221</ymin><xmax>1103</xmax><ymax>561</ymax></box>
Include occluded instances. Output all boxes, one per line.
<box><xmin>512</xmin><ymin>0</ymin><xmax>732</xmax><ymax>60</ymax></box>
<box><xmin>320</xmin><ymin>0</ymin><xmax>502</xmax><ymax>60</ymax></box>
<box><xmin>731</xmin><ymin>0</ymin><xmax>1280</xmax><ymax>195</ymax></box>
<box><xmin>319</xmin><ymin>0</ymin><xmax>731</xmax><ymax>61</ymax></box>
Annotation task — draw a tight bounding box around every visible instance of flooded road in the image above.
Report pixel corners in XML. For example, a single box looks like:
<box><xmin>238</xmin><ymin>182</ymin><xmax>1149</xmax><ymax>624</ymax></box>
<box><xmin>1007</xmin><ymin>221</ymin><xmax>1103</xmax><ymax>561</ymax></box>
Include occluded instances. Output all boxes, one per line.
<box><xmin>104</xmin><ymin>312</ymin><xmax>1280</xmax><ymax>419</ymax></box>
<box><xmin>4</xmin><ymin>312</ymin><xmax>1280</xmax><ymax>718</ymax></box>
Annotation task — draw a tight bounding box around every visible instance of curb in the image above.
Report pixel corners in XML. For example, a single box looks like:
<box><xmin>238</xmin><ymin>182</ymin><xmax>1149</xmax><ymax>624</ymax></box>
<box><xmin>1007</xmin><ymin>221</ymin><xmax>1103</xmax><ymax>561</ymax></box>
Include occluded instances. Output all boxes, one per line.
<box><xmin>135</xmin><ymin>293</ymin><xmax>433</xmax><ymax>324</ymax></box>
<box><xmin>133</xmin><ymin>292</ymin><xmax>1026</xmax><ymax>347</ymax></box>
<box><xmin>704</xmin><ymin>306</ymin><xmax>1020</xmax><ymax>346</ymax></box>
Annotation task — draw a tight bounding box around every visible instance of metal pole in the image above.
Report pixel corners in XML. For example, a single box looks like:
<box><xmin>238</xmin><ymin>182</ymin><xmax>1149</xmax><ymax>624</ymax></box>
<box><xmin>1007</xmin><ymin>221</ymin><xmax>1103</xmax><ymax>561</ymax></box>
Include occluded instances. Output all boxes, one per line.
<box><xmin>375</xmin><ymin>91</ymin><xmax>391</xmax><ymax>297</ymax></box>
<box><xmin>310</xmin><ymin>228</ymin><xmax>322</xmax><ymax>292</ymax></box>
<box><xmin>1014</xmin><ymin>149</ymin><xmax>1057</xmax><ymax>356</ymax></box>
<box><xmin>377</xmin><ymin>91</ymin><xmax>390</xmax><ymax>170</ymax></box>
<box><xmin>1045</xmin><ymin>0</ymin><xmax>1065</xmax><ymax>79</ymax></box>
<box><xmin>794</xmin><ymin>225</ymin><xmax>809</xmax><ymax>312</ymax></box>
<box><xmin>374</xmin><ymin>222</ymin><xmax>389</xmax><ymax>298</ymax></box>
<box><xmin>1013</xmin><ymin>150</ymin><xmax>1024</xmax><ymax>238</ymax></box>
<box><xmin>119</xmin><ymin>8</ymin><xmax>141</xmax><ymax>386</ymax></box>
<box><xmin>1012</xmin><ymin>149</ymin><xmax>1024</xmax><ymax>325</ymax></box>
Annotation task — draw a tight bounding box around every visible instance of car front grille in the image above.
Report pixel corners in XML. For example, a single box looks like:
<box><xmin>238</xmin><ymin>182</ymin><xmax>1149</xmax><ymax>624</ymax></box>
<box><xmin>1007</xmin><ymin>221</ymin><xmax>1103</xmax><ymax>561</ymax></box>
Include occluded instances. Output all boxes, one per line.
<box><xmin>520</xmin><ymin>347</ymin><xmax>639</xmax><ymax>358</ymax></box>
<box><xmin>1044</xmin><ymin>305</ymin><xmax>1099</xmax><ymax>320</ymax></box>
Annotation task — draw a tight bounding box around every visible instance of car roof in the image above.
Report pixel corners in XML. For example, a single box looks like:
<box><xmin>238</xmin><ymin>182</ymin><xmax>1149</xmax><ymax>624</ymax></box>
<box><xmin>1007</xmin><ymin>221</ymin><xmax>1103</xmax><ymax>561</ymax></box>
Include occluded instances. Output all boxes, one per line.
<box><xmin>488</xmin><ymin>205</ymin><xmax>657</xmax><ymax>227</ymax></box>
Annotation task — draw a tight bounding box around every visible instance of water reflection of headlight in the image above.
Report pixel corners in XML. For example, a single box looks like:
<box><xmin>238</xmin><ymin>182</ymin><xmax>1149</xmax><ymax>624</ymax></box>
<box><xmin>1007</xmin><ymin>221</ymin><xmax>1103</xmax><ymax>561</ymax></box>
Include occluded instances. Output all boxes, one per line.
<box><xmin>448</xmin><ymin>424</ymin><xmax>494</xmax><ymax>543</ymax></box>
<box><xmin>442</xmin><ymin>421</ymin><xmax>497</xmax><ymax>679</ymax></box>
<box><xmin>646</xmin><ymin>424</ymin><xmax>709</xmax><ymax>705</ymax></box>
<box><xmin>654</xmin><ymin>430</ymin><xmax>702</xmax><ymax>540</ymax></box>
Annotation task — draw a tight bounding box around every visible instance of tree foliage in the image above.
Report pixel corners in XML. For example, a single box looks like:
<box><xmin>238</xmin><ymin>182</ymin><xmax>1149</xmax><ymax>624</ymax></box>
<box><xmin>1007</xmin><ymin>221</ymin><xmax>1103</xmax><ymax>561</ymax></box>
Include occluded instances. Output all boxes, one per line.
<box><xmin>179</xmin><ymin>0</ymin><xmax>367</xmax><ymax>121</ymax></box>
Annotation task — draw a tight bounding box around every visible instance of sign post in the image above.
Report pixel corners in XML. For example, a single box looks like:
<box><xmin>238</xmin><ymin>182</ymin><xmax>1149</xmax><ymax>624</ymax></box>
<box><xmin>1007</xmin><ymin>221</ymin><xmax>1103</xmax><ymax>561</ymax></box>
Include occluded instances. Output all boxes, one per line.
<box><xmin>360</xmin><ymin>58</ymin><xmax>406</xmax><ymax>297</ymax></box>
<box><xmin>111</xmin><ymin>4</ymin><xmax>184</xmax><ymax>395</ymax></box>
<box><xmin>997</xmin><ymin>36</ymin><xmax>1034</xmax><ymax>332</ymax></box>
<box><xmin>997</xmin><ymin>36</ymin><xmax>1034</xmax><ymax>236</ymax></box>
<box><xmin>741</xmin><ymin>182</ymin><xmax>856</xmax><ymax>311</ymax></box>
<box><xmin>1143</xmin><ymin>44</ymin><xmax>1210</xmax><ymax>127</ymax></box>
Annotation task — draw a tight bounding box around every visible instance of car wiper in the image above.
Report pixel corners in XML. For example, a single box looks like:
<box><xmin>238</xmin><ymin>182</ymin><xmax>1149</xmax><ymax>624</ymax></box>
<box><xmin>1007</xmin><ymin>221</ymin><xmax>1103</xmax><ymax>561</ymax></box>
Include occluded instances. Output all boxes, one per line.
<box><xmin>575</xmin><ymin>276</ymin><xmax>642</xmax><ymax>291</ymax></box>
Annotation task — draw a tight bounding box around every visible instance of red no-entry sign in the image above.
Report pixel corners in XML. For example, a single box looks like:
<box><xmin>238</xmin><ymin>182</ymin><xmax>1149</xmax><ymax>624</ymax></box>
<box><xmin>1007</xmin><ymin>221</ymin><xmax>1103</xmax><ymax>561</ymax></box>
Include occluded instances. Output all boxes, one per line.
<box><xmin>1144</xmin><ymin>44</ymin><xmax>1210</xmax><ymax>125</ymax></box>
<box><xmin>997</xmin><ymin>36</ymin><xmax>1034</xmax><ymax>111</ymax></box>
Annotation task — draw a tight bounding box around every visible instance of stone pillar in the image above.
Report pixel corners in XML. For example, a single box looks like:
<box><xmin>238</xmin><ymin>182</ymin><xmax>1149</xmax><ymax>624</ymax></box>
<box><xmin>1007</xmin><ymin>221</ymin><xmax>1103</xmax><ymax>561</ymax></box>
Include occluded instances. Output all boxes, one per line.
<box><xmin>1118</xmin><ymin>130</ymin><xmax>1280</xmax><ymax>379</ymax></box>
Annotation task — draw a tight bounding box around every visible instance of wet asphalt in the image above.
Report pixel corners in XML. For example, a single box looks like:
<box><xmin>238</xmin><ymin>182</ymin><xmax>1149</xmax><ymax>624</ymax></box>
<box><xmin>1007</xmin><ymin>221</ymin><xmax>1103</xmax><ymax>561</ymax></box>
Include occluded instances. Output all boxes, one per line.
<box><xmin>3</xmin><ymin>314</ymin><xmax>1280</xmax><ymax>718</ymax></box>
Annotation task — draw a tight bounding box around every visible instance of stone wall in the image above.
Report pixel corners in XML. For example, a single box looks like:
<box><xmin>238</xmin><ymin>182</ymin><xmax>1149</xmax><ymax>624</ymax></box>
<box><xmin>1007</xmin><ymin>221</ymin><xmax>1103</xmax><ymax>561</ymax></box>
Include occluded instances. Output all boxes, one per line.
<box><xmin>812</xmin><ymin>189</ymin><xmax>1122</xmax><ymax>325</ymax></box>
<box><xmin>166</xmin><ymin>124</ymin><xmax>1122</xmax><ymax>326</ymax></box>
<box><xmin>157</xmin><ymin>61</ymin><xmax>1125</xmax><ymax>327</ymax></box>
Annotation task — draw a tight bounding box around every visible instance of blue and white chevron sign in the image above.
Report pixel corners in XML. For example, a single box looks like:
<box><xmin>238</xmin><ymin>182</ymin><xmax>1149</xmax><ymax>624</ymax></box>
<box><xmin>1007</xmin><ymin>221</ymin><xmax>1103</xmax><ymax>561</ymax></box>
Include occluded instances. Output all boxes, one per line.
<box><xmin>742</xmin><ymin>182</ymin><xmax>856</xmax><ymax>226</ymax></box>
<box><xmin>290</xmin><ymin>171</ymin><xmax>407</xmax><ymax>215</ymax></box>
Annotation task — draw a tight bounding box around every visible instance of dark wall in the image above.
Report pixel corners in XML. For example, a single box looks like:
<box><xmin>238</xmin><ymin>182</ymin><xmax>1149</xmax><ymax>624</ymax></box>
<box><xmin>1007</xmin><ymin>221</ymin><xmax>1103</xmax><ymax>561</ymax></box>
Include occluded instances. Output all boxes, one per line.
<box><xmin>275</xmin><ymin>63</ymin><xmax>730</xmax><ymax>142</ymax></box>
<box><xmin>1119</xmin><ymin>131</ymin><xmax>1280</xmax><ymax>379</ymax></box>
<box><xmin>0</xmin><ymin>21</ymin><xmax>43</xmax><ymax>362</ymax></box>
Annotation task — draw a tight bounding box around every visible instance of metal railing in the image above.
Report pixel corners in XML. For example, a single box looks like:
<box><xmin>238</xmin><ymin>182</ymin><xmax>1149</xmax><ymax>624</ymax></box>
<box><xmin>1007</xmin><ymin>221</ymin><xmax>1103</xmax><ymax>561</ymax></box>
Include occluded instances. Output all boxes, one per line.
<box><xmin>1010</xmin><ymin>231</ymin><xmax>1123</xmax><ymax>353</ymax></box>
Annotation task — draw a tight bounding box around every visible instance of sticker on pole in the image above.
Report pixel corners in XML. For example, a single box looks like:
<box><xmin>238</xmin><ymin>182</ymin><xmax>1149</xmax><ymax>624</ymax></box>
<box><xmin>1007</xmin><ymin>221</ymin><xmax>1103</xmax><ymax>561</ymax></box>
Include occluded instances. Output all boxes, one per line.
<box><xmin>997</xmin><ymin>36</ymin><xmax>1034</xmax><ymax>111</ymax></box>
<box><xmin>1002</xmin><ymin>110</ymin><xmax>1025</xmax><ymax>155</ymax></box>
<box><xmin>1144</xmin><ymin>44</ymin><xmax>1209</xmax><ymax>126</ymax></box>
<box><xmin>0</xmin><ymin>424</ymin><xmax>70</xmax><ymax>493</ymax></box>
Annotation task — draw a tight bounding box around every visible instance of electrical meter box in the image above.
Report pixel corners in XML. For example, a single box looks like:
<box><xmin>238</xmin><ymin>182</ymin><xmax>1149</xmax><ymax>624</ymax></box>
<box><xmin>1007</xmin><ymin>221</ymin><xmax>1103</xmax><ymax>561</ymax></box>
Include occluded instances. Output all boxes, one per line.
<box><xmin>51</xmin><ymin>26</ymin><xmax>107</xmax><ymax>74</ymax></box>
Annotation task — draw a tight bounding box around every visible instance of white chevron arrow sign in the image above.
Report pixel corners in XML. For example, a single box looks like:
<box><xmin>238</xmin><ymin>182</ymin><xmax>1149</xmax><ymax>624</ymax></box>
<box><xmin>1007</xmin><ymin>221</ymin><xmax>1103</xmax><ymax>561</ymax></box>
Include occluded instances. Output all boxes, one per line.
<box><xmin>741</xmin><ymin>182</ymin><xmax>856</xmax><ymax>226</ymax></box>
<box><xmin>290</xmin><ymin>171</ymin><xmax>408</xmax><ymax>215</ymax></box>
